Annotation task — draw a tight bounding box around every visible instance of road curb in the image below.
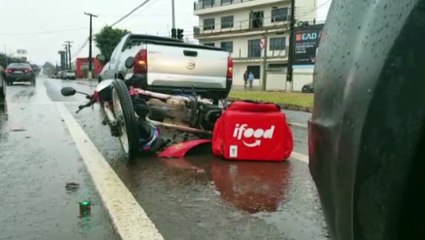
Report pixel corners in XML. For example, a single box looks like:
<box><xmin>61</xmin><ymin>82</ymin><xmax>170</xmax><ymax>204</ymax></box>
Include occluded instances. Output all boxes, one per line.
<box><xmin>56</xmin><ymin>103</ymin><xmax>164</xmax><ymax>240</ymax></box>
<box><xmin>288</xmin><ymin>122</ymin><xmax>308</xmax><ymax>129</ymax></box>
<box><xmin>228</xmin><ymin>97</ymin><xmax>312</xmax><ymax>113</ymax></box>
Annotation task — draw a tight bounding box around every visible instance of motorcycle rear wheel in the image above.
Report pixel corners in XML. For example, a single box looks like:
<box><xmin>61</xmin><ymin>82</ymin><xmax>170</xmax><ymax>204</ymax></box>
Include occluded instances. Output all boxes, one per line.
<box><xmin>111</xmin><ymin>79</ymin><xmax>140</xmax><ymax>161</ymax></box>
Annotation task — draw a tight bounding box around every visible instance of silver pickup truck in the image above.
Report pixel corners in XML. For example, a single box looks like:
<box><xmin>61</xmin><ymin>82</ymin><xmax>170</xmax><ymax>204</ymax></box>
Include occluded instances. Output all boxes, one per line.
<box><xmin>100</xmin><ymin>34</ymin><xmax>233</xmax><ymax>101</ymax></box>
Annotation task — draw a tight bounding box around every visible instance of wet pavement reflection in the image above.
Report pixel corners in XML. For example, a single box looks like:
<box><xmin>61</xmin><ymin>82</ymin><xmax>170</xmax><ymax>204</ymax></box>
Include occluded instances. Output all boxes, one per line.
<box><xmin>211</xmin><ymin>159</ymin><xmax>291</xmax><ymax>214</ymax></box>
<box><xmin>161</xmin><ymin>147</ymin><xmax>292</xmax><ymax>214</ymax></box>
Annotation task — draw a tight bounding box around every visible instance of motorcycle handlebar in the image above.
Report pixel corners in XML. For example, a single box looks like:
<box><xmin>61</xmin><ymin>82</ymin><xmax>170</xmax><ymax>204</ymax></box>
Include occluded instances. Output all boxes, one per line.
<box><xmin>76</xmin><ymin>96</ymin><xmax>96</xmax><ymax>113</ymax></box>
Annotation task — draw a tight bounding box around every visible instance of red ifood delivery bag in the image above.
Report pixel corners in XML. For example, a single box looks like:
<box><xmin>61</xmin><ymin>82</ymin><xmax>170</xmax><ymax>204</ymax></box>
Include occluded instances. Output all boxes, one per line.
<box><xmin>212</xmin><ymin>101</ymin><xmax>293</xmax><ymax>161</ymax></box>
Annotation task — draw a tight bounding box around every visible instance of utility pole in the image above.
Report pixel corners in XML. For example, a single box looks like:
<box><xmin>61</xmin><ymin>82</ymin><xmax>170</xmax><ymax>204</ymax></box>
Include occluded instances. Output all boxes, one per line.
<box><xmin>58</xmin><ymin>51</ymin><xmax>66</xmax><ymax>70</ymax></box>
<box><xmin>171</xmin><ymin>0</ymin><xmax>176</xmax><ymax>29</ymax></box>
<box><xmin>262</xmin><ymin>30</ymin><xmax>268</xmax><ymax>91</ymax></box>
<box><xmin>63</xmin><ymin>44</ymin><xmax>69</xmax><ymax>70</ymax></box>
<box><xmin>4</xmin><ymin>45</ymin><xmax>8</xmax><ymax>66</ymax></box>
<box><xmin>286</xmin><ymin>0</ymin><xmax>296</xmax><ymax>91</ymax></box>
<box><xmin>84</xmin><ymin>12</ymin><xmax>98</xmax><ymax>80</ymax></box>
<box><xmin>65</xmin><ymin>41</ymin><xmax>73</xmax><ymax>70</ymax></box>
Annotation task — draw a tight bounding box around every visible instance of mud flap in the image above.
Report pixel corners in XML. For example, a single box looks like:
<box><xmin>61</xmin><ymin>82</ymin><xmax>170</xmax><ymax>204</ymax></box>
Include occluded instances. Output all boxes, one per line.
<box><xmin>158</xmin><ymin>139</ymin><xmax>211</xmax><ymax>158</ymax></box>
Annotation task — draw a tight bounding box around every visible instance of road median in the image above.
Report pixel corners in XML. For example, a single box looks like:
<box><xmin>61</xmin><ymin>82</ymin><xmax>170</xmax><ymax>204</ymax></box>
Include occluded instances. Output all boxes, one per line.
<box><xmin>228</xmin><ymin>90</ymin><xmax>313</xmax><ymax>113</ymax></box>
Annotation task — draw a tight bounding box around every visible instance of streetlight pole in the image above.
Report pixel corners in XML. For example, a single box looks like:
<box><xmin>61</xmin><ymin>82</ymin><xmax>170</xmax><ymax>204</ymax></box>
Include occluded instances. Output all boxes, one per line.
<box><xmin>262</xmin><ymin>30</ymin><xmax>268</xmax><ymax>91</ymax></box>
<box><xmin>63</xmin><ymin>44</ymin><xmax>69</xmax><ymax>70</ymax></box>
<box><xmin>4</xmin><ymin>45</ymin><xmax>8</xmax><ymax>66</ymax></box>
<box><xmin>84</xmin><ymin>12</ymin><xmax>98</xmax><ymax>80</ymax></box>
<box><xmin>65</xmin><ymin>41</ymin><xmax>73</xmax><ymax>70</ymax></box>
<box><xmin>171</xmin><ymin>0</ymin><xmax>176</xmax><ymax>29</ymax></box>
<box><xmin>286</xmin><ymin>0</ymin><xmax>296</xmax><ymax>91</ymax></box>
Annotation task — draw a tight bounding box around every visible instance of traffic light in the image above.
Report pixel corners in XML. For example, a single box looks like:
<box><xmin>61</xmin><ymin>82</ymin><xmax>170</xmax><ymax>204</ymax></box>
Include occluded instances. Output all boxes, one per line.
<box><xmin>177</xmin><ymin>29</ymin><xmax>184</xmax><ymax>41</ymax></box>
<box><xmin>171</xmin><ymin>28</ymin><xmax>177</xmax><ymax>39</ymax></box>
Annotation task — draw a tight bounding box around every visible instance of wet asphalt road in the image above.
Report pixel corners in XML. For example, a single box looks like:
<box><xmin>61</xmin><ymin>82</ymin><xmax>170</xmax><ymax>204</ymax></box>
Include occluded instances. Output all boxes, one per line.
<box><xmin>0</xmin><ymin>78</ymin><xmax>119</xmax><ymax>240</ymax></box>
<box><xmin>0</xmin><ymin>77</ymin><xmax>327</xmax><ymax>240</ymax></box>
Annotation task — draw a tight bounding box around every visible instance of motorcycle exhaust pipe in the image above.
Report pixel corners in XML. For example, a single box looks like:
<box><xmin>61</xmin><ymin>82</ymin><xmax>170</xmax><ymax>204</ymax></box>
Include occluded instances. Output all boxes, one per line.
<box><xmin>146</xmin><ymin>117</ymin><xmax>211</xmax><ymax>135</ymax></box>
<box><xmin>135</xmin><ymin>89</ymin><xmax>213</xmax><ymax>105</ymax></box>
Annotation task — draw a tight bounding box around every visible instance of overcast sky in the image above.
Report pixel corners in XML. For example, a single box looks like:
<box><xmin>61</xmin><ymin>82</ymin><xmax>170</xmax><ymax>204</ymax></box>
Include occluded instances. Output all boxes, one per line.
<box><xmin>0</xmin><ymin>0</ymin><xmax>332</xmax><ymax>65</ymax></box>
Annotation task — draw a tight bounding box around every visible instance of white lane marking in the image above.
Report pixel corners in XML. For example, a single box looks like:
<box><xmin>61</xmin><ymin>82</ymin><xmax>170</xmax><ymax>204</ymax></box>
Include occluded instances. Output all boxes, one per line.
<box><xmin>7</xmin><ymin>101</ymin><xmax>82</xmax><ymax>105</ymax></box>
<box><xmin>56</xmin><ymin>102</ymin><xmax>164</xmax><ymax>240</ymax></box>
<box><xmin>288</xmin><ymin>122</ymin><xmax>308</xmax><ymax>128</ymax></box>
<box><xmin>290</xmin><ymin>151</ymin><xmax>309</xmax><ymax>163</ymax></box>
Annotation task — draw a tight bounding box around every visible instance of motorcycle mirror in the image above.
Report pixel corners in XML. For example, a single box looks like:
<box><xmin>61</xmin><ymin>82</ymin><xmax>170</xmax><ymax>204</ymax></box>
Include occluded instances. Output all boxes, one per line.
<box><xmin>61</xmin><ymin>87</ymin><xmax>77</xmax><ymax>97</ymax></box>
<box><xmin>125</xmin><ymin>57</ymin><xmax>135</xmax><ymax>69</ymax></box>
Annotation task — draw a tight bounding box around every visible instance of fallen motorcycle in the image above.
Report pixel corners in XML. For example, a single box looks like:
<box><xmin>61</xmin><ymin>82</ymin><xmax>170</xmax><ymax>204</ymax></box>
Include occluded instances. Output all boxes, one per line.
<box><xmin>61</xmin><ymin>79</ymin><xmax>223</xmax><ymax>161</ymax></box>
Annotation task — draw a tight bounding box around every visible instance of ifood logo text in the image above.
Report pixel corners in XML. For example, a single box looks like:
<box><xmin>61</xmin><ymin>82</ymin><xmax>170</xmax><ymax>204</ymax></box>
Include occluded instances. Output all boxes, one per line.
<box><xmin>233</xmin><ymin>124</ymin><xmax>275</xmax><ymax>147</ymax></box>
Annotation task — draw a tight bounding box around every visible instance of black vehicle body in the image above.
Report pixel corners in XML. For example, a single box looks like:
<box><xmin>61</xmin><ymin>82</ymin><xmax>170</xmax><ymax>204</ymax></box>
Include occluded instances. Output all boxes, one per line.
<box><xmin>309</xmin><ymin>0</ymin><xmax>425</xmax><ymax>240</ymax></box>
<box><xmin>0</xmin><ymin>65</ymin><xmax>5</xmax><ymax>101</ymax></box>
<box><xmin>308</xmin><ymin>0</ymin><xmax>425</xmax><ymax>239</ymax></box>
<box><xmin>302</xmin><ymin>82</ymin><xmax>314</xmax><ymax>93</ymax></box>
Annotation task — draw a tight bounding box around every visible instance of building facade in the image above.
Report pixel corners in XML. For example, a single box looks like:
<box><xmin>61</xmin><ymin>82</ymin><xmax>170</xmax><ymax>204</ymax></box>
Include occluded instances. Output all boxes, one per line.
<box><xmin>193</xmin><ymin>0</ymin><xmax>316</xmax><ymax>91</ymax></box>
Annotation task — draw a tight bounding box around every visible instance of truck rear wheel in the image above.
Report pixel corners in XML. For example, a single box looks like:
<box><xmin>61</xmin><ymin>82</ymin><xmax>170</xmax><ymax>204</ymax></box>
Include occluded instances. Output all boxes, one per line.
<box><xmin>111</xmin><ymin>79</ymin><xmax>140</xmax><ymax>161</ymax></box>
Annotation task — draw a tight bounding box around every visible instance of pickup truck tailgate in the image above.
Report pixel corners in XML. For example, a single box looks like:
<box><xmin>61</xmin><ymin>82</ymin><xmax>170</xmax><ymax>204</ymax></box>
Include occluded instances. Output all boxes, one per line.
<box><xmin>147</xmin><ymin>44</ymin><xmax>228</xmax><ymax>89</ymax></box>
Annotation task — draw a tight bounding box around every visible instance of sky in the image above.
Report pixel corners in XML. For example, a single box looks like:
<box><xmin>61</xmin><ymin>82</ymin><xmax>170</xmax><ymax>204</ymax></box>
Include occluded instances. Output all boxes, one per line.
<box><xmin>0</xmin><ymin>0</ymin><xmax>332</xmax><ymax>66</ymax></box>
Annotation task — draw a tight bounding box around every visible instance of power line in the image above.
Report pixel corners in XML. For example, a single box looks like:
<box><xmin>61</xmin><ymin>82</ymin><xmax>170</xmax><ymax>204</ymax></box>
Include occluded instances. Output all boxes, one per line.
<box><xmin>111</xmin><ymin>0</ymin><xmax>153</xmax><ymax>27</ymax></box>
<box><xmin>296</xmin><ymin>0</ymin><xmax>332</xmax><ymax>19</ymax></box>
<box><xmin>0</xmin><ymin>27</ymin><xmax>86</xmax><ymax>36</ymax></box>
<box><xmin>72</xmin><ymin>38</ymin><xmax>89</xmax><ymax>60</ymax></box>
<box><xmin>73</xmin><ymin>0</ymin><xmax>153</xmax><ymax>59</ymax></box>
<box><xmin>72</xmin><ymin>1</ymin><xmax>153</xmax><ymax>60</ymax></box>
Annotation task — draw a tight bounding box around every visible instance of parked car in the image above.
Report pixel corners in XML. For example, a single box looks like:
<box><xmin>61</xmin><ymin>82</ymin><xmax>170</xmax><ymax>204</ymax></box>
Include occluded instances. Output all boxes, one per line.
<box><xmin>100</xmin><ymin>34</ymin><xmax>232</xmax><ymax>102</ymax></box>
<box><xmin>309</xmin><ymin>0</ymin><xmax>425</xmax><ymax>239</ymax></box>
<box><xmin>31</xmin><ymin>64</ymin><xmax>40</xmax><ymax>76</ymax></box>
<box><xmin>55</xmin><ymin>71</ymin><xmax>64</xmax><ymax>79</ymax></box>
<box><xmin>301</xmin><ymin>82</ymin><xmax>314</xmax><ymax>93</ymax></box>
<box><xmin>5</xmin><ymin>63</ymin><xmax>36</xmax><ymax>86</ymax></box>
<box><xmin>0</xmin><ymin>65</ymin><xmax>5</xmax><ymax>102</ymax></box>
<box><xmin>64</xmin><ymin>70</ymin><xmax>76</xmax><ymax>80</ymax></box>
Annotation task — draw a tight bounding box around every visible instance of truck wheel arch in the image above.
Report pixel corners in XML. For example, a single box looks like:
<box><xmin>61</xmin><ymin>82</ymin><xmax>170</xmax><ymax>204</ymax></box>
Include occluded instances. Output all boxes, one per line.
<box><xmin>351</xmin><ymin>5</ymin><xmax>425</xmax><ymax>239</ymax></box>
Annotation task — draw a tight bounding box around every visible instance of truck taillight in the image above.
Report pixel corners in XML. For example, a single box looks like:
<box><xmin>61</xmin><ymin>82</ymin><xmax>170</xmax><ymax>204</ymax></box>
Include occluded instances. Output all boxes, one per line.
<box><xmin>227</xmin><ymin>56</ymin><xmax>233</xmax><ymax>80</ymax></box>
<box><xmin>134</xmin><ymin>49</ymin><xmax>148</xmax><ymax>74</ymax></box>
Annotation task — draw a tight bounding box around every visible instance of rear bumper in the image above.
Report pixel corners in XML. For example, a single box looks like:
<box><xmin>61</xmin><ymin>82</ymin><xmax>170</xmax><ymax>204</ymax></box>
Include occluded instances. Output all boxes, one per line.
<box><xmin>129</xmin><ymin>74</ymin><xmax>232</xmax><ymax>100</ymax></box>
<box><xmin>5</xmin><ymin>74</ymin><xmax>34</xmax><ymax>82</ymax></box>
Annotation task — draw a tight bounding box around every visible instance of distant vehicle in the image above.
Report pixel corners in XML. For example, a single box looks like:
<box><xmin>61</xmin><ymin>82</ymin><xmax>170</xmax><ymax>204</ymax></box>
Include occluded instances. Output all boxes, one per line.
<box><xmin>302</xmin><ymin>82</ymin><xmax>314</xmax><ymax>93</ymax></box>
<box><xmin>31</xmin><ymin>64</ymin><xmax>40</xmax><ymax>75</ymax></box>
<box><xmin>100</xmin><ymin>34</ymin><xmax>232</xmax><ymax>103</ymax></box>
<box><xmin>5</xmin><ymin>63</ymin><xmax>36</xmax><ymax>86</ymax></box>
<box><xmin>64</xmin><ymin>70</ymin><xmax>76</xmax><ymax>80</ymax></box>
<box><xmin>55</xmin><ymin>71</ymin><xmax>64</xmax><ymax>79</ymax></box>
<box><xmin>0</xmin><ymin>65</ymin><xmax>5</xmax><ymax>102</ymax></box>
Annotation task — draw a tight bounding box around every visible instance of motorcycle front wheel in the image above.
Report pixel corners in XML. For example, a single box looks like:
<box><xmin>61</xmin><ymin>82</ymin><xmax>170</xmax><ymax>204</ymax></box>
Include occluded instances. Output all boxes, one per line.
<box><xmin>111</xmin><ymin>79</ymin><xmax>140</xmax><ymax>161</ymax></box>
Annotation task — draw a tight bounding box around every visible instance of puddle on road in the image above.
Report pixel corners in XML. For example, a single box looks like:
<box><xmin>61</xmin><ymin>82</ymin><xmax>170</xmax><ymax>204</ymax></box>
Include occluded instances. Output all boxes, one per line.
<box><xmin>11</xmin><ymin>88</ymin><xmax>36</xmax><ymax>101</ymax></box>
<box><xmin>158</xmin><ymin>144</ymin><xmax>292</xmax><ymax>214</ymax></box>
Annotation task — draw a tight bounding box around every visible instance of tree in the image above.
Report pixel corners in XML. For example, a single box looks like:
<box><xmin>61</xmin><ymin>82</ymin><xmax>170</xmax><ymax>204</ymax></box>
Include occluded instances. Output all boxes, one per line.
<box><xmin>42</xmin><ymin>62</ymin><xmax>56</xmax><ymax>76</ymax></box>
<box><xmin>0</xmin><ymin>54</ymin><xmax>24</xmax><ymax>68</ymax></box>
<box><xmin>94</xmin><ymin>26</ymin><xmax>129</xmax><ymax>63</ymax></box>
